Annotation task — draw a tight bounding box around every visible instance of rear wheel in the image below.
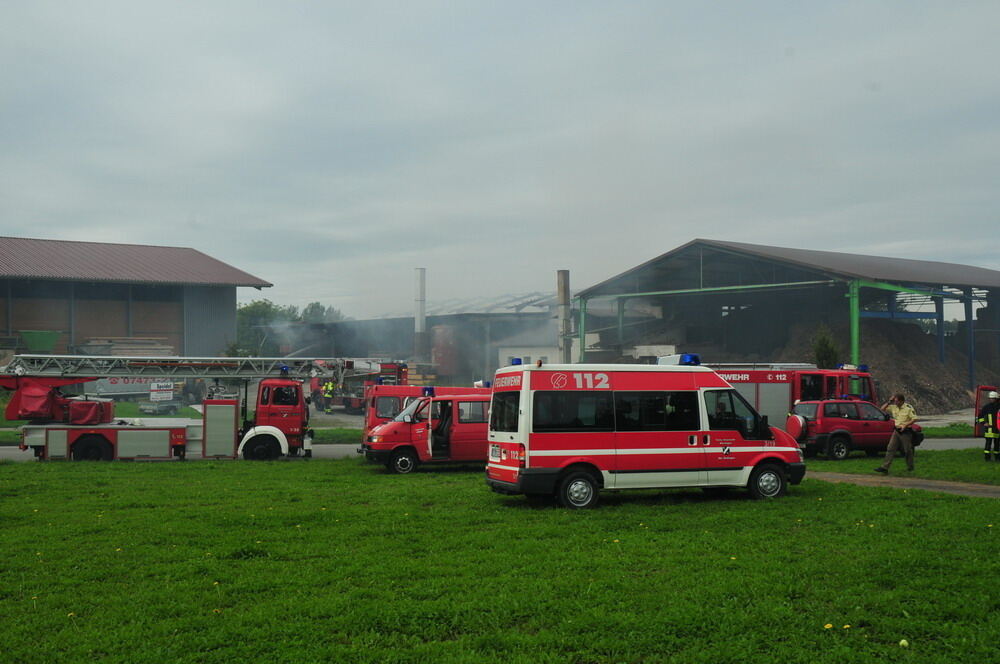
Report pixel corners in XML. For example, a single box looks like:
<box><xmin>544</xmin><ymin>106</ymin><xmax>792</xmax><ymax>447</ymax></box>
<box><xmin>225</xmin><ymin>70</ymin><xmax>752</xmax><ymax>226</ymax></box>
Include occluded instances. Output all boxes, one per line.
<box><xmin>72</xmin><ymin>435</ymin><xmax>114</xmax><ymax>461</ymax></box>
<box><xmin>827</xmin><ymin>436</ymin><xmax>851</xmax><ymax>460</ymax></box>
<box><xmin>242</xmin><ymin>435</ymin><xmax>280</xmax><ymax>461</ymax></box>
<box><xmin>747</xmin><ymin>463</ymin><xmax>787</xmax><ymax>499</ymax></box>
<box><xmin>557</xmin><ymin>470</ymin><xmax>600</xmax><ymax>509</ymax></box>
<box><xmin>389</xmin><ymin>449</ymin><xmax>418</xmax><ymax>474</ymax></box>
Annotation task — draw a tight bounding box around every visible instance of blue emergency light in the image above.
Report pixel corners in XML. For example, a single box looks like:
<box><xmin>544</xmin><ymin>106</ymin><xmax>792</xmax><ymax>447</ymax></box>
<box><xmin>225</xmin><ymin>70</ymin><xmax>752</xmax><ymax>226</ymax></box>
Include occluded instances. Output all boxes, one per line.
<box><xmin>279</xmin><ymin>365</ymin><xmax>290</xmax><ymax>376</ymax></box>
<box><xmin>511</xmin><ymin>358</ymin><xmax>523</xmax><ymax>366</ymax></box>
<box><xmin>679</xmin><ymin>353</ymin><xmax>701</xmax><ymax>366</ymax></box>
<box><xmin>422</xmin><ymin>387</ymin><xmax>435</xmax><ymax>397</ymax></box>
<box><xmin>484</xmin><ymin>380</ymin><xmax>492</xmax><ymax>388</ymax></box>
<box><xmin>376</xmin><ymin>377</ymin><xmax>384</xmax><ymax>385</ymax></box>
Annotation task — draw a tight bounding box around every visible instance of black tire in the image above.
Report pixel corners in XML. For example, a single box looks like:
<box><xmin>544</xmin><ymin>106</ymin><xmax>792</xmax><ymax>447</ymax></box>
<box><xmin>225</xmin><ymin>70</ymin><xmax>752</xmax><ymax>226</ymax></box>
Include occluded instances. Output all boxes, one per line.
<box><xmin>242</xmin><ymin>435</ymin><xmax>280</xmax><ymax>461</ymax></box>
<box><xmin>389</xmin><ymin>449</ymin><xmax>418</xmax><ymax>474</ymax></box>
<box><xmin>827</xmin><ymin>435</ymin><xmax>851</xmax><ymax>460</ymax></box>
<box><xmin>747</xmin><ymin>463</ymin><xmax>787</xmax><ymax>500</ymax></box>
<box><xmin>72</xmin><ymin>435</ymin><xmax>114</xmax><ymax>461</ymax></box>
<box><xmin>557</xmin><ymin>470</ymin><xmax>600</xmax><ymax>509</ymax></box>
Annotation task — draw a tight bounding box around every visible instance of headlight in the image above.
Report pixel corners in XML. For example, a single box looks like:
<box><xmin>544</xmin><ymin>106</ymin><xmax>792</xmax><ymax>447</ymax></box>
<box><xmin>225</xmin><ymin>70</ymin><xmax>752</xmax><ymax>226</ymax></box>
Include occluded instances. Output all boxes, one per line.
<box><xmin>368</xmin><ymin>435</ymin><xmax>382</xmax><ymax>444</ymax></box>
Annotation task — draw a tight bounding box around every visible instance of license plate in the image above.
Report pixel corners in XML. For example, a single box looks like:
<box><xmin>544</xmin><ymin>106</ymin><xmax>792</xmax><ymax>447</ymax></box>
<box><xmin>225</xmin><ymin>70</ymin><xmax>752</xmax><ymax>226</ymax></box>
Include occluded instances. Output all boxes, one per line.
<box><xmin>489</xmin><ymin>444</ymin><xmax>501</xmax><ymax>461</ymax></box>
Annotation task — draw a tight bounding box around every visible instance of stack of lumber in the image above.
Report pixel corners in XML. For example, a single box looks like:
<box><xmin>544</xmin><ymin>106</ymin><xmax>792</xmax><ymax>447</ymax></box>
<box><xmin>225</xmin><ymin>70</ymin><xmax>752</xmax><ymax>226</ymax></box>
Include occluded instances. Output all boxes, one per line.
<box><xmin>80</xmin><ymin>337</ymin><xmax>176</xmax><ymax>356</ymax></box>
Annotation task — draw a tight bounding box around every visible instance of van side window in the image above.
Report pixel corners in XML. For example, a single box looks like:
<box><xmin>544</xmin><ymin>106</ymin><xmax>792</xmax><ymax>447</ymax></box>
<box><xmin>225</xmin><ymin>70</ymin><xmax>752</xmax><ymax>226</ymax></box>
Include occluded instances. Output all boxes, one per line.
<box><xmin>614</xmin><ymin>391</ymin><xmax>699</xmax><ymax>431</ymax></box>
<box><xmin>705</xmin><ymin>389</ymin><xmax>761</xmax><ymax>438</ymax></box>
<box><xmin>260</xmin><ymin>386</ymin><xmax>270</xmax><ymax>405</ymax></box>
<box><xmin>457</xmin><ymin>401</ymin><xmax>487</xmax><ymax>423</ymax></box>
<box><xmin>533</xmin><ymin>391</ymin><xmax>614</xmax><ymax>432</ymax></box>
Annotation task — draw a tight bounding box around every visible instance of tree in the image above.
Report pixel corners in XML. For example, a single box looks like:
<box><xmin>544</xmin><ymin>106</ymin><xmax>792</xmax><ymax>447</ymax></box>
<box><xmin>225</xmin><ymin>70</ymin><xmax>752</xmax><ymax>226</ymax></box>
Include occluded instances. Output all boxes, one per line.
<box><xmin>301</xmin><ymin>302</ymin><xmax>348</xmax><ymax>323</ymax></box>
<box><xmin>231</xmin><ymin>300</ymin><xmax>349</xmax><ymax>356</ymax></box>
<box><xmin>812</xmin><ymin>325</ymin><xmax>840</xmax><ymax>369</ymax></box>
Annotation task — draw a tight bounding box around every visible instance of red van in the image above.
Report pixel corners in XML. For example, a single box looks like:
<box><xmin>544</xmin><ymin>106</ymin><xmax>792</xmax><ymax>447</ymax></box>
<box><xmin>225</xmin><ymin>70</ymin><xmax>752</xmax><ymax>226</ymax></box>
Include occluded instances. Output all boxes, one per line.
<box><xmin>485</xmin><ymin>361</ymin><xmax>805</xmax><ymax>508</ymax></box>
<box><xmin>360</xmin><ymin>384</ymin><xmax>491</xmax><ymax>440</ymax></box>
<box><xmin>360</xmin><ymin>393</ymin><xmax>492</xmax><ymax>473</ymax></box>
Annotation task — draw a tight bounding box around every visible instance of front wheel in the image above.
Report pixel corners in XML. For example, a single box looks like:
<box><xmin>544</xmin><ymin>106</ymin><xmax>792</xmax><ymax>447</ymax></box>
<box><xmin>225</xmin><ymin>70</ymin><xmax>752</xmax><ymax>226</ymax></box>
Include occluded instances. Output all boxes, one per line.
<box><xmin>243</xmin><ymin>435</ymin><xmax>280</xmax><ymax>461</ymax></box>
<box><xmin>557</xmin><ymin>470</ymin><xmax>600</xmax><ymax>509</ymax></box>
<box><xmin>389</xmin><ymin>449</ymin><xmax>418</xmax><ymax>474</ymax></box>
<box><xmin>748</xmin><ymin>463</ymin><xmax>787</xmax><ymax>500</ymax></box>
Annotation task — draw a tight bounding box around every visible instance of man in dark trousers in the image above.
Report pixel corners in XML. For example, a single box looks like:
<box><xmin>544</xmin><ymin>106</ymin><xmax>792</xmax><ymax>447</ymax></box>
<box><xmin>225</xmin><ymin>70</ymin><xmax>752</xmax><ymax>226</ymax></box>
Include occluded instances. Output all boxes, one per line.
<box><xmin>875</xmin><ymin>393</ymin><xmax>918</xmax><ymax>474</ymax></box>
<box><xmin>977</xmin><ymin>390</ymin><xmax>1000</xmax><ymax>462</ymax></box>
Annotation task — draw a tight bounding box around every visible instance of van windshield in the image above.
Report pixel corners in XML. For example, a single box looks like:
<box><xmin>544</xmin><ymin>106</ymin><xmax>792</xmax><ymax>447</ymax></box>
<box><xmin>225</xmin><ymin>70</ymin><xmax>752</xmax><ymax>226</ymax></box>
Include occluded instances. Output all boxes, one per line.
<box><xmin>394</xmin><ymin>397</ymin><xmax>427</xmax><ymax>422</ymax></box>
<box><xmin>490</xmin><ymin>392</ymin><xmax>520</xmax><ymax>432</ymax></box>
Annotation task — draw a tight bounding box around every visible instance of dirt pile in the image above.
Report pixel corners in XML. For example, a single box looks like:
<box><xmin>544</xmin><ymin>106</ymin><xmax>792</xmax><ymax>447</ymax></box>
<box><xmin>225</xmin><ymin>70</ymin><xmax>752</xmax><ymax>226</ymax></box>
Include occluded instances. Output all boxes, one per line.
<box><xmin>775</xmin><ymin>319</ymin><xmax>1000</xmax><ymax>415</ymax></box>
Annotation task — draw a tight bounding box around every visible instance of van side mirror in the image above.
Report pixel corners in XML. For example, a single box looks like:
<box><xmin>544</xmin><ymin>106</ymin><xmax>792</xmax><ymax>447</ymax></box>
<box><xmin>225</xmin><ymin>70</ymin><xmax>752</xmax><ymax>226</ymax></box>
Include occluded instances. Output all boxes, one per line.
<box><xmin>759</xmin><ymin>415</ymin><xmax>770</xmax><ymax>438</ymax></box>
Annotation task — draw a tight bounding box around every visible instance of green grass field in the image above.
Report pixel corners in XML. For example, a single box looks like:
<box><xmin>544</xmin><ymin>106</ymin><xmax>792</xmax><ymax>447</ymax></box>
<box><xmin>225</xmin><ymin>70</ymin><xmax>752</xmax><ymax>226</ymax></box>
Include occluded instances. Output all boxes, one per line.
<box><xmin>809</xmin><ymin>448</ymin><xmax>1000</xmax><ymax>485</ymax></box>
<box><xmin>1</xmin><ymin>458</ymin><xmax>997</xmax><ymax>663</ymax></box>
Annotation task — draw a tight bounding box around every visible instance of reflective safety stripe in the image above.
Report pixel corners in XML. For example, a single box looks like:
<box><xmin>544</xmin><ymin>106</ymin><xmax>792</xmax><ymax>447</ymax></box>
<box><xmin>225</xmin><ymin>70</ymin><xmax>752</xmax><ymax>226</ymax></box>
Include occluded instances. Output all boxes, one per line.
<box><xmin>528</xmin><ymin>446</ymin><xmax>801</xmax><ymax>457</ymax></box>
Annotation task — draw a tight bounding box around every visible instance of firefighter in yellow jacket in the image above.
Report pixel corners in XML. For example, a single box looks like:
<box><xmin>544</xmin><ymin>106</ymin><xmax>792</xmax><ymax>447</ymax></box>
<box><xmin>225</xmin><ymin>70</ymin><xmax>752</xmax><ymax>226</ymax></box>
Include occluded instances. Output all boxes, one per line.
<box><xmin>977</xmin><ymin>390</ymin><xmax>1000</xmax><ymax>462</ymax></box>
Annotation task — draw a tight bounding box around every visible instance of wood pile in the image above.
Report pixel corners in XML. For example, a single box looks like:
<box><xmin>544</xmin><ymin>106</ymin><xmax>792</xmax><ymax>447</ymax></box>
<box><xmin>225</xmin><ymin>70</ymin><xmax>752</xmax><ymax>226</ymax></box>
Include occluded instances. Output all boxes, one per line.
<box><xmin>79</xmin><ymin>337</ymin><xmax>176</xmax><ymax>356</ymax></box>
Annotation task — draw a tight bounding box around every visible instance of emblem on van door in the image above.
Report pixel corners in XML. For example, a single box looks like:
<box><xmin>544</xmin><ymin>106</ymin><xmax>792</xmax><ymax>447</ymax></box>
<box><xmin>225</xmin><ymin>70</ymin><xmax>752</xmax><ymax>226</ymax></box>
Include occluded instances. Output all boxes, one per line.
<box><xmin>551</xmin><ymin>373</ymin><xmax>568</xmax><ymax>389</ymax></box>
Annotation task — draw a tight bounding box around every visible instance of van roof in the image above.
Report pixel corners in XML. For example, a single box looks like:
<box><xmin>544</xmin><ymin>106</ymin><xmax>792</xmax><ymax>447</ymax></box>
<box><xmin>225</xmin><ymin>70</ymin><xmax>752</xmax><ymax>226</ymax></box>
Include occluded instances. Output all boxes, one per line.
<box><xmin>495</xmin><ymin>363</ymin><xmax>718</xmax><ymax>374</ymax></box>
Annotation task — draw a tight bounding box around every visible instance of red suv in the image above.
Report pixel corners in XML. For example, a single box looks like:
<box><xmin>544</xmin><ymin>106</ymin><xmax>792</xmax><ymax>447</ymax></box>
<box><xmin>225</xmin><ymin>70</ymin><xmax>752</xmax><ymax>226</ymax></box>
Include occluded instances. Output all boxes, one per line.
<box><xmin>785</xmin><ymin>399</ymin><xmax>924</xmax><ymax>460</ymax></box>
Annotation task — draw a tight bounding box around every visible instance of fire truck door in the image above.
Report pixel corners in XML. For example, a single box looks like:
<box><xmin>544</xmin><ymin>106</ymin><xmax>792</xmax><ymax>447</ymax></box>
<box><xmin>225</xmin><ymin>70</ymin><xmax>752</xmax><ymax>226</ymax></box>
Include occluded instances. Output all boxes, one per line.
<box><xmin>612</xmin><ymin>390</ymin><xmax>705</xmax><ymax>489</ymax></box>
<box><xmin>450</xmin><ymin>399</ymin><xmax>488</xmax><ymax>461</ymax></box>
<box><xmin>257</xmin><ymin>384</ymin><xmax>303</xmax><ymax>433</ymax></box>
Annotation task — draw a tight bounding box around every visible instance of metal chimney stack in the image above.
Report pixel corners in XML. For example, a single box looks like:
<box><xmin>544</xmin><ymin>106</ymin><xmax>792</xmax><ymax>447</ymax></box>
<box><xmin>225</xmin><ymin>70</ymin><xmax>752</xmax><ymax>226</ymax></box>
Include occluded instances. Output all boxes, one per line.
<box><xmin>557</xmin><ymin>269</ymin><xmax>572</xmax><ymax>363</ymax></box>
<box><xmin>414</xmin><ymin>268</ymin><xmax>429</xmax><ymax>360</ymax></box>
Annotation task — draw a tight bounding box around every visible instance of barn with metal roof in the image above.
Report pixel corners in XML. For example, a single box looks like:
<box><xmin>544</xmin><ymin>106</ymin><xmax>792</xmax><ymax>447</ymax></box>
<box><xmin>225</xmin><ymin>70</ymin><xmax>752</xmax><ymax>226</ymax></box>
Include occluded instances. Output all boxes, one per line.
<box><xmin>575</xmin><ymin>239</ymin><xmax>1000</xmax><ymax>387</ymax></box>
<box><xmin>0</xmin><ymin>236</ymin><xmax>271</xmax><ymax>356</ymax></box>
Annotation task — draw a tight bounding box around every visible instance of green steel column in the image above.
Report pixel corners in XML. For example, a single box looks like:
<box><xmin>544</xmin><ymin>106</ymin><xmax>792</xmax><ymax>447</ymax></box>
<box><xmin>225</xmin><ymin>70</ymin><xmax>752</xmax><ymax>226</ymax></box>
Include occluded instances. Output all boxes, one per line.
<box><xmin>578</xmin><ymin>297</ymin><xmax>588</xmax><ymax>363</ymax></box>
<box><xmin>849</xmin><ymin>280</ymin><xmax>860</xmax><ymax>365</ymax></box>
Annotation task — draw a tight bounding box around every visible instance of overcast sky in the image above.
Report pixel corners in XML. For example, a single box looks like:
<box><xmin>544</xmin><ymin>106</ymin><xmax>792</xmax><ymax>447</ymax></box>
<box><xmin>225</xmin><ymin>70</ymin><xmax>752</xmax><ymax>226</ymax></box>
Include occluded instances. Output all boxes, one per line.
<box><xmin>2</xmin><ymin>2</ymin><xmax>998</xmax><ymax>319</ymax></box>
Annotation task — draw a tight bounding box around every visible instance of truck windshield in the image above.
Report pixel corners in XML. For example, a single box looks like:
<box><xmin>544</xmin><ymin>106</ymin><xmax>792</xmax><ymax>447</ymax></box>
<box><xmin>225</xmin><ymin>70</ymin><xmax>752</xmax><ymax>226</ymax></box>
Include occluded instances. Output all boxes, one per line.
<box><xmin>490</xmin><ymin>392</ymin><xmax>520</xmax><ymax>433</ymax></box>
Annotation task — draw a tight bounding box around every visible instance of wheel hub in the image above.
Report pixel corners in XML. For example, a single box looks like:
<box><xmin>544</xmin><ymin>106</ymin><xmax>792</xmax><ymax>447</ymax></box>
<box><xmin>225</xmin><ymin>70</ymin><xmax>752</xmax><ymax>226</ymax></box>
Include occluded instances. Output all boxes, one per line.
<box><xmin>758</xmin><ymin>472</ymin><xmax>780</xmax><ymax>496</ymax></box>
<box><xmin>567</xmin><ymin>480</ymin><xmax>592</xmax><ymax>505</ymax></box>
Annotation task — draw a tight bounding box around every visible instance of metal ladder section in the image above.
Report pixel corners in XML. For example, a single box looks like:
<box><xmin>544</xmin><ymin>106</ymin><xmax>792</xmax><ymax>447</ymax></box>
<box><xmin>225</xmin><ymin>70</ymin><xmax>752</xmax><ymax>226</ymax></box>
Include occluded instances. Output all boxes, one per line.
<box><xmin>0</xmin><ymin>354</ymin><xmax>387</xmax><ymax>380</ymax></box>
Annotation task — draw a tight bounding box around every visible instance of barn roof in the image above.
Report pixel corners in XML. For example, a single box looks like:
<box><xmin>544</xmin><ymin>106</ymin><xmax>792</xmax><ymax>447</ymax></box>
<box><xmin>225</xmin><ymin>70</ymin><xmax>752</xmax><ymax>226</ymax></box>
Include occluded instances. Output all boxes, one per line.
<box><xmin>579</xmin><ymin>238</ymin><xmax>1000</xmax><ymax>297</ymax></box>
<box><xmin>0</xmin><ymin>236</ymin><xmax>272</xmax><ymax>288</ymax></box>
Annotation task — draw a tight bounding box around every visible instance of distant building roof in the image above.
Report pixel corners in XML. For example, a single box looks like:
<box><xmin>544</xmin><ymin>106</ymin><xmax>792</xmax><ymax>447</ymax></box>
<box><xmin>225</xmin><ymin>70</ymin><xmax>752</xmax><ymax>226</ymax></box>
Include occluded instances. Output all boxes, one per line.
<box><xmin>579</xmin><ymin>238</ymin><xmax>1000</xmax><ymax>297</ymax></box>
<box><xmin>378</xmin><ymin>291</ymin><xmax>556</xmax><ymax>318</ymax></box>
<box><xmin>0</xmin><ymin>236</ymin><xmax>272</xmax><ymax>288</ymax></box>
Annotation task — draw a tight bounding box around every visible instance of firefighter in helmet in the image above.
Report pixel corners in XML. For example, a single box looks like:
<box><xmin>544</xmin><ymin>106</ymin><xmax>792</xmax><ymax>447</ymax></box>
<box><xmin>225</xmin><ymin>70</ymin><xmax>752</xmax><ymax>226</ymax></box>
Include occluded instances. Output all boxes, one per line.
<box><xmin>977</xmin><ymin>390</ymin><xmax>1000</xmax><ymax>461</ymax></box>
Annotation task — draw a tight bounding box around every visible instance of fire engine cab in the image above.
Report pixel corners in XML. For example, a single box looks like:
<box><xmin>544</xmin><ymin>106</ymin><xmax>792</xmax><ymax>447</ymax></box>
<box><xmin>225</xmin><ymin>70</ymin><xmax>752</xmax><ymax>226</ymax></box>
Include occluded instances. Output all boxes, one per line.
<box><xmin>485</xmin><ymin>358</ymin><xmax>805</xmax><ymax>508</ymax></box>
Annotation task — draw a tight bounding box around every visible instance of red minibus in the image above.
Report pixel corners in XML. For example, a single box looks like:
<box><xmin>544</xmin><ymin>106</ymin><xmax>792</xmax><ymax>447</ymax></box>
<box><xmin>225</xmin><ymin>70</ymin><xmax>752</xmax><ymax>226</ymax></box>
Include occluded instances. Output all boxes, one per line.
<box><xmin>361</xmin><ymin>384</ymin><xmax>491</xmax><ymax>440</ymax></box>
<box><xmin>360</xmin><ymin>393</ymin><xmax>492</xmax><ymax>473</ymax></box>
<box><xmin>485</xmin><ymin>361</ymin><xmax>805</xmax><ymax>508</ymax></box>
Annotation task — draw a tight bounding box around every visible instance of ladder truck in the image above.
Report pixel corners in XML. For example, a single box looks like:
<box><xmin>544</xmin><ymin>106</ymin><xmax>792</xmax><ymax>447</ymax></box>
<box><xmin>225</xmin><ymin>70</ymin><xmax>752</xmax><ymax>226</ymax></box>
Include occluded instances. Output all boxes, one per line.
<box><xmin>0</xmin><ymin>354</ymin><xmax>349</xmax><ymax>461</ymax></box>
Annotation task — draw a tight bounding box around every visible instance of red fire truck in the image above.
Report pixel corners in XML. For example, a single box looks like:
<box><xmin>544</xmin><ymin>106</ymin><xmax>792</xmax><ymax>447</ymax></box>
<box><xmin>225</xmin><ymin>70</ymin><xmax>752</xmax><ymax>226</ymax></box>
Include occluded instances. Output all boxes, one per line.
<box><xmin>486</xmin><ymin>359</ymin><xmax>805</xmax><ymax>508</ymax></box>
<box><xmin>360</xmin><ymin>391</ymin><xmax>492</xmax><ymax>473</ymax></box>
<box><xmin>685</xmin><ymin>359</ymin><xmax>878</xmax><ymax>426</ymax></box>
<box><xmin>1</xmin><ymin>354</ymin><xmax>349</xmax><ymax>461</ymax></box>
<box><xmin>334</xmin><ymin>360</ymin><xmax>409</xmax><ymax>413</ymax></box>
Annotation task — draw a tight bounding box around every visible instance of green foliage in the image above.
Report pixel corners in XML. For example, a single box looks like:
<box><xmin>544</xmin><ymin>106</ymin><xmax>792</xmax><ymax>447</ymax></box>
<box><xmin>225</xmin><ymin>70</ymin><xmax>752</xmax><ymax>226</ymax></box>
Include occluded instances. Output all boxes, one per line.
<box><xmin>812</xmin><ymin>324</ymin><xmax>840</xmax><ymax>369</ymax></box>
<box><xmin>301</xmin><ymin>302</ymin><xmax>347</xmax><ymax>324</ymax></box>
<box><xmin>1</xmin><ymin>460</ymin><xmax>998</xmax><ymax>662</ymax></box>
